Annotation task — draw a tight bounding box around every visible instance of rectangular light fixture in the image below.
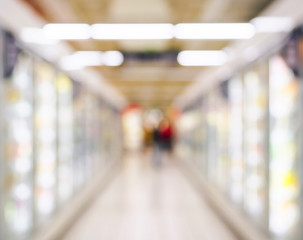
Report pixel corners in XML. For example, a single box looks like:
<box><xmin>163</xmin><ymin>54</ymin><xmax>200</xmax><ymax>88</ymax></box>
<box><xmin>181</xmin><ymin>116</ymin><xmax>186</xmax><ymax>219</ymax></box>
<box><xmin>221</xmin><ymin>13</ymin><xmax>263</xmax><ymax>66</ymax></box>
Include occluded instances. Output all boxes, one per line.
<box><xmin>91</xmin><ymin>24</ymin><xmax>174</xmax><ymax>40</ymax></box>
<box><xmin>40</xmin><ymin>23</ymin><xmax>258</xmax><ymax>41</ymax></box>
<box><xmin>60</xmin><ymin>51</ymin><xmax>124</xmax><ymax>71</ymax></box>
<box><xmin>177</xmin><ymin>50</ymin><xmax>228</xmax><ymax>66</ymax></box>
<box><xmin>20</xmin><ymin>27</ymin><xmax>59</xmax><ymax>45</ymax></box>
<box><xmin>102</xmin><ymin>51</ymin><xmax>124</xmax><ymax>66</ymax></box>
<box><xmin>175</xmin><ymin>23</ymin><xmax>255</xmax><ymax>40</ymax></box>
<box><xmin>251</xmin><ymin>17</ymin><xmax>294</xmax><ymax>33</ymax></box>
<box><xmin>43</xmin><ymin>24</ymin><xmax>91</xmax><ymax>40</ymax></box>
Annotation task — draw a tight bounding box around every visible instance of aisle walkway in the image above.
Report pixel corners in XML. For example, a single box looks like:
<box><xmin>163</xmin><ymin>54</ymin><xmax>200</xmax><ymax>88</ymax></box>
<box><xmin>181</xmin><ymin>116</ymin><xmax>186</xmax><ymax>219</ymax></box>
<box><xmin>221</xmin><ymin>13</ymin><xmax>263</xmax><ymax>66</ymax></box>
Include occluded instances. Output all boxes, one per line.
<box><xmin>62</xmin><ymin>151</ymin><xmax>237</xmax><ymax>240</ymax></box>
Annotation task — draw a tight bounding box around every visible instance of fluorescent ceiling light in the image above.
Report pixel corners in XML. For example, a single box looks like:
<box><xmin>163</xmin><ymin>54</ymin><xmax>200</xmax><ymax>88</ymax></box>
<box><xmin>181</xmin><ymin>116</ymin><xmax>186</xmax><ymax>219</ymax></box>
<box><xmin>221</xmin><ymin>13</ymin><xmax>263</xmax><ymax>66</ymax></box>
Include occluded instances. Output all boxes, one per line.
<box><xmin>103</xmin><ymin>51</ymin><xmax>124</xmax><ymax>66</ymax></box>
<box><xmin>175</xmin><ymin>23</ymin><xmax>255</xmax><ymax>40</ymax></box>
<box><xmin>60</xmin><ymin>51</ymin><xmax>103</xmax><ymax>71</ymax></box>
<box><xmin>60</xmin><ymin>51</ymin><xmax>124</xmax><ymax>71</ymax></box>
<box><xmin>40</xmin><ymin>22</ymin><xmax>257</xmax><ymax>40</ymax></box>
<box><xmin>251</xmin><ymin>17</ymin><xmax>294</xmax><ymax>33</ymax></box>
<box><xmin>43</xmin><ymin>24</ymin><xmax>90</xmax><ymax>40</ymax></box>
<box><xmin>92</xmin><ymin>24</ymin><xmax>174</xmax><ymax>40</ymax></box>
<box><xmin>177</xmin><ymin>50</ymin><xmax>228</xmax><ymax>66</ymax></box>
<box><xmin>20</xmin><ymin>27</ymin><xmax>59</xmax><ymax>45</ymax></box>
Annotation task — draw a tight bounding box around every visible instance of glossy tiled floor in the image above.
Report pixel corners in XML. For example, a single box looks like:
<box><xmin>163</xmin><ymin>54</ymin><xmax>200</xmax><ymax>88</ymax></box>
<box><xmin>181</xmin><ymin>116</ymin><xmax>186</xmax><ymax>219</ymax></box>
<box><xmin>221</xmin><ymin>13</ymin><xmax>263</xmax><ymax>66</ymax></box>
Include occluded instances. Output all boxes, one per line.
<box><xmin>62</xmin><ymin>151</ymin><xmax>237</xmax><ymax>240</ymax></box>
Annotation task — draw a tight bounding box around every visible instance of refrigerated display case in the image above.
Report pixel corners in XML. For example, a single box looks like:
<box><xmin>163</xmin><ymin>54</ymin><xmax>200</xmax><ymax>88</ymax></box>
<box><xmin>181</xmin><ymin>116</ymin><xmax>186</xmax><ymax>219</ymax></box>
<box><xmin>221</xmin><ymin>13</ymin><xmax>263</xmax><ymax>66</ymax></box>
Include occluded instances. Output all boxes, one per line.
<box><xmin>205</xmin><ymin>92</ymin><xmax>218</xmax><ymax>183</ymax></box>
<box><xmin>216</xmin><ymin>85</ymin><xmax>229</xmax><ymax>192</ymax></box>
<box><xmin>0</xmin><ymin>25</ymin><xmax>124</xmax><ymax>240</ymax></box>
<box><xmin>105</xmin><ymin>109</ymin><xmax>119</xmax><ymax>163</ymax></box>
<box><xmin>269</xmin><ymin>54</ymin><xmax>300</xmax><ymax>239</ymax></box>
<box><xmin>0</xmin><ymin>29</ymin><xmax>5</xmax><ymax>239</ymax></box>
<box><xmin>112</xmin><ymin>111</ymin><xmax>123</xmax><ymax>162</ymax></box>
<box><xmin>0</xmin><ymin>28</ymin><xmax>4</xmax><ymax>240</ymax></box>
<box><xmin>56</xmin><ymin>74</ymin><xmax>73</xmax><ymax>205</ymax></box>
<box><xmin>243</xmin><ymin>64</ymin><xmax>268</xmax><ymax>225</ymax></box>
<box><xmin>34</xmin><ymin>61</ymin><xmax>57</xmax><ymax>223</ymax></box>
<box><xmin>173</xmin><ymin>21</ymin><xmax>303</xmax><ymax>240</ymax></box>
<box><xmin>191</xmin><ymin>104</ymin><xmax>204</xmax><ymax>167</ymax></box>
<box><xmin>174</xmin><ymin>111</ymin><xmax>194</xmax><ymax>161</ymax></box>
<box><xmin>1</xmin><ymin>33</ymin><xmax>34</xmax><ymax>239</ymax></box>
<box><xmin>199</xmin><ymin>101</ymin><xmax>208</xmax><ymax>174</ymax></box>
<box><xmin>105</xmin><ymin>109</ymin><xmax>116</xmax><ymax>163</ymax></box>
<box><xmin>98</xmin><ymin>100</ymin><xmax>107</xmax><ymax>166</ymax></box>
<box><xmin>73</xmin><ymin>82</ymin><xmax>87</xmax><ymax>190</ymax></box>
<box><xmin>228</xmin><ymin>76</ymin><xmax>244</xmax><ymax>204</ymax></box>
<box><xmin>177</xmin><ymin>107</ymin><xmax>199</xmax><ymax>165</ymax></box>
<box><xmin>84</xmin><ymin>93</ymin><xmax>101</xmax><ymax>177</ymax></box>
<box><xmin>122</xmin><ymin>106</ymin><xmax>143</xmax><ymax>151</ymax></box>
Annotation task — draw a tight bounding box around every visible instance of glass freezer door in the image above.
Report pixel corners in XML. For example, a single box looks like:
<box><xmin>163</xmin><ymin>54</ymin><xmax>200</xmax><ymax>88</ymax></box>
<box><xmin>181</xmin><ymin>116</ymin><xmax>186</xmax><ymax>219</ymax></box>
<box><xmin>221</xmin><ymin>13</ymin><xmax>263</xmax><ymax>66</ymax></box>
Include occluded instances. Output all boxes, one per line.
<box><xmin>216</xmin><ymin>87</ymin><xmax>229</xmax><ymax>192</ymax></box>
<box><xmin>269</xmin><ymin>55</ymin><xmax>300</xmax><ymax>239</ymax></box>
<box><xmin>1</xmin><ymin>50</ymin><xmax>34</xmax><ymax>240</ymax></box>
<box><xmin>228</xmin><ymin>76</ymin><xmax>244</xmax><ymax>205</ymax></box>
<box><xmin>34</xmin><ymin>62</ymin><xmax>57</xmax><ymax>223</ymax></box>
<box><xmin>206</xmin><ymin>92</ymin><xmax>218</xmax><ymax>183</ymax></box>
<box><xmin>243</xmin><ymin>65</ymin><xmax>268</xmax><ymax>225</ymax></box>
<box><xmin>56</xmin><ymin>74</ymin><xmax>73</xmax><ymax>205</ymax></box>
<box><xmin>73</xmin><ymin>84</ymin><xmax>86</xmax><ymax>191</ymax></box>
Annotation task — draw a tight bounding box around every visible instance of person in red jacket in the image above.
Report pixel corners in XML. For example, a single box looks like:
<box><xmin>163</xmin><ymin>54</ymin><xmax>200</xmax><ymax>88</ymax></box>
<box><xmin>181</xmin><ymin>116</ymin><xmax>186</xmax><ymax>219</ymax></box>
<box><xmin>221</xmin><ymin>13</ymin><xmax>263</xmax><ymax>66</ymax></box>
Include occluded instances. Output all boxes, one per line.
<box><xmin>159</xmin><ymin>118</ymin><xmax>174</xmax><ymax>152</ymax></box>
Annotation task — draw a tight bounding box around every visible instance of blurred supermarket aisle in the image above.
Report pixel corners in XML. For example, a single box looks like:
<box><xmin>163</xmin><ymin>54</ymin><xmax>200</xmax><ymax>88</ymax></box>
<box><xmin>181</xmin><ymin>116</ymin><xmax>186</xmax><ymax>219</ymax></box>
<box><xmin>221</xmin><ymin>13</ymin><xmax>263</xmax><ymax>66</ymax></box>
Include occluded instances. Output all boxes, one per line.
<box><xmin>61</xmin><ymin>151</ymin><xmax>237</xmax><ymax>240</ymax></box>
<box><xmin>2</xmin><ymin>1</ymin><xmax>303</xmax><ymax>240</ymax></box>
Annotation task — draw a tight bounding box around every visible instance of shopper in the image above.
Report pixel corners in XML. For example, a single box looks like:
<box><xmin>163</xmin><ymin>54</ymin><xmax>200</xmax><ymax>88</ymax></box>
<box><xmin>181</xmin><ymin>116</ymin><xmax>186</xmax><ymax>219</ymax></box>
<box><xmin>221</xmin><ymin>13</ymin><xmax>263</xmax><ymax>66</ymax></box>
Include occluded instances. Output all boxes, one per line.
<box><xmin>152</xmin><ymin>124</ymin><xmax>162</xmax><ymax>166</ymax></box>
<box><xmin>159</xmin><ymin>118</ymin><xmax>174</xmax><ymax>152</ymax></box>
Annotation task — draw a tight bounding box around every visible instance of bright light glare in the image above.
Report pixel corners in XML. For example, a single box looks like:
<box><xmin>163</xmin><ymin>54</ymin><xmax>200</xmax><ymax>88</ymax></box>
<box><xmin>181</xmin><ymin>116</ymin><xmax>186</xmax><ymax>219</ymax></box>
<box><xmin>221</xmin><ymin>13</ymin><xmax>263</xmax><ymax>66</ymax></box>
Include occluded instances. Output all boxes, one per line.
<box><xmin>43</xmin><ymin>24</ymin><xmax>91</xmax><ymax>40</ymax></box>
<box><xmin>251</xmin><ymin>17</ymin><xmax>294</xmax><ymax>33</ymax></box>
<box><xmin>270</xmin><ymin>205</ymin><xmax>299</xmax><ymax>235</ymax></box>
<box><xmin>20</xmin><ymin>27</ymin><xmax>59</xmax><ymax>45</ymax></box>
<box><xmin>35</xmin><ymin>23</ymin><xmax>259</xmax><ymax>41</ymax></box>
<box><xmin>177</xmin><ymin>50</ymin><xmax>228</xmax><ymax>66</ymax></box>
<box><xmin>14</xmin><ymin>158</ymin><xmax>32</xmax><ymax>174</ymax></box>
<box><xmin>37</xmin><ymin>175</ymin><xmax>56</xmax><ymax>188</ymax></box>
<box><xmin>15</xmin><ymin>101</ymin><xmax>32</xmax><ymax>118</ymax></box>
<box><xmin>60</xmin><ymin>51</ymin><xmax>103</xmax><ymax>70</ymax></box>
<box><xmin>60</xmin><ymin>51</ymin><xmax>124</xmax><ymax>70</ymax></box>
<box><xmin>92</xmin><ymin>24</ymin><xmax>174</xmax><ymax>40</ymax></box>
<box><xmin>14</xmin><ymin>184</ymin><xmax>31</xmax><ymax>200</ymax></box>
<box><xmin>103</xmin><ymin>51</ymin><xmax>124</xmax><ymax>66</ymax></box>
<box><xmin>37</xmin><ymin>194</ymin><xmax>55</xmax><ymax>215</ymax></box>
<box><xmin>175</xmin><ymin>23</ymin><xmax>256</xmax><ymax>39</ymax></box>
<box><xmin>38</xmin><ymin>129</ymin><xmax>56</xmax><ymax>142</ymax></box>
<box><xmin>13</xmin><ymin>213</ymin><xmax>31</xmax><ymax>233</ymax></box>
<box><xmin>38</xmin><ymin>150</ymin><xmax>56</xmax><ymax>163</ymax></box>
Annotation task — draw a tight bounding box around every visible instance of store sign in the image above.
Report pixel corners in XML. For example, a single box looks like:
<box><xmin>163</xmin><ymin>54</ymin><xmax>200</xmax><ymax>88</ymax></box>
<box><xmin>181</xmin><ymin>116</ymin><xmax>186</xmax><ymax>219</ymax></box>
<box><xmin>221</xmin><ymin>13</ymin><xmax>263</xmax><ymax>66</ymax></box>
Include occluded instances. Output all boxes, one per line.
<box><xmin>4</xmin><ymin>31</ymin><xmax>19</xmax><ymax>78</ymax></box>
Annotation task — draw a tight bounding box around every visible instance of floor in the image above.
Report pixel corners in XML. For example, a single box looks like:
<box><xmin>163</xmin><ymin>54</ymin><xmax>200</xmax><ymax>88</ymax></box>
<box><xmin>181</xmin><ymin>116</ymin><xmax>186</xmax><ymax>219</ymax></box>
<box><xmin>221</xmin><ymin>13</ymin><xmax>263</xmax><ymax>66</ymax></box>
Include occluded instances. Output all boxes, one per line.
<box><xmin>62</xmin><ymin>150</ymin><xmax>237</xmax><ymax>240</ymax></box>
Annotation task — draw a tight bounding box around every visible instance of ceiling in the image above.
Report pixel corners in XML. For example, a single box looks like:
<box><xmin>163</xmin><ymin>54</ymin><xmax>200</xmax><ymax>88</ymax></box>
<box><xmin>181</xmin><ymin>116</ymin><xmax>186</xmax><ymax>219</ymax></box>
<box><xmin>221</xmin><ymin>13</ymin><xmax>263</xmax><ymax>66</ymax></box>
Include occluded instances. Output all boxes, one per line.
<box><xmin>22</xmin><ymin>0</ymin><xmax>275</xmax><ymax>109</ymax></box>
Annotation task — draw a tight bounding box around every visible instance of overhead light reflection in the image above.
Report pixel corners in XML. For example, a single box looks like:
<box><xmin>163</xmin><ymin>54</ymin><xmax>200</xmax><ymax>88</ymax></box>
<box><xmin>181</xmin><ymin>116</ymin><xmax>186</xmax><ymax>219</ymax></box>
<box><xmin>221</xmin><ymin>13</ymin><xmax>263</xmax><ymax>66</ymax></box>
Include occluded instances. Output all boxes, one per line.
<box><xmin>251</xmin><ymin>17</ymin><xmax>294</xmax><ymax>33</ymax></box>
<box><xmin>177</xmin><ymin>50</ymin><xmax>228</xmax><ymax>66</ymax></box>
<box><xmin>25</xmin><ymin>20</ymin><xmax>292</xmax><ymax>43</ymax></box>
<box><xmin>103</xmin><ymin>51</ymin><xmax>124</xmax><ymax>66</ymax></box>
<box><xmin>60</xmin><ymin>51</ymin><xmax>102</xmax><ymax>71</ymax></box>
<box><xmin>20</xmin><ymin>27</ymin><xmax>59</xmax><ymax>45</ymax></box>
<box><xmin>14</xmin><ymin>184</ymin><xmax>31</xmax><ymax>201</ymax></box>
<box><xmin>60</xmin><ymin>51</ymin><xmax>124</xmax><ymax>71</ymax></box>
<box><xmin>175</xmin><ymin>23</ymin><xmax>256</xmax><ymax>40</ymax></box>
<box><xmin>43</xmin><ymin>24</ymin><xmax>91</xmax><ymax>40</ymax></box>
<box><xmin>92</xmin><ymin>24</ymin><xmax>174</xmax><ymax>40</ymax></box>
